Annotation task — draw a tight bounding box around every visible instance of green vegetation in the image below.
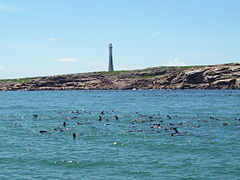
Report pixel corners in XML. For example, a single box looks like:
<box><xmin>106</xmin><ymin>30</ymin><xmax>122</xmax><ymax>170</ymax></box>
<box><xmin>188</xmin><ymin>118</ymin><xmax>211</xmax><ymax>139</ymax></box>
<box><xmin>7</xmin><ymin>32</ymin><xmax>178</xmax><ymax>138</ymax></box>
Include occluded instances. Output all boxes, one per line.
<box><xmin>100</xmin><ymin>70</ymin><xmax>132</xmax><ymax>76</ymax></box>
<box><xmin>179</xmin><ymin>65</ymin><xmax>207</xmax><ymax>68</ymax></box>
<box><xmin>0</xmin><ymin>77</ymin><xmax>36</xmax><ymax>83</ymax></box>
<box><xmin>151</xmin><ymin>65</ymin><xmax>207</xmax><ymax>70</ymax></box>
<box><xmin>137</xmin><ymin>75</ymin><xmax>161</xmax><ymax>79</ymax></box>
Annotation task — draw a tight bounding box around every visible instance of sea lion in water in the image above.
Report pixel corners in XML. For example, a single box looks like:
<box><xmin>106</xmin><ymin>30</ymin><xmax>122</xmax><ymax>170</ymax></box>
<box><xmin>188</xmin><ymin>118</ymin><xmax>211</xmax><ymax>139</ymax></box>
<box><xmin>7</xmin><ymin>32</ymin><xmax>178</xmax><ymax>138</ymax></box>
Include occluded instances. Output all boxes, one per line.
<box><xmin>173</xmin><ymin>127</ymin><xmax>179</xmax><ymax>133</ymax></box>
<box><xmin>39</xmin><ymin>130</ymin><xmax>46</xmax><ymax>133</ymax></box>
<box><xmin>73</xmin><ymin>133</ymin><xmax>76</xmax><ymax>139</ymax></box>
<box><xmin>33</xmin><ymin>114</ymin><xmax>38</xmax><ymax>118</ymax></box>
<box><xmin>171</xmin><ymin>127</ymin><xmax>185</xmax><ymax>136</ymax></box>
<box><xmin>210</xmin><ymin>116</ymin><xmax>219</xmax><ymax>120</ymax></box>
<box><xmin>167</xmin><ymin>115</ymin><xmax>171</xmax><ymax>119</ymax></box>
<box><xmin>222</xmin><ymin>123</ymin><xmax>229</xmax><ymax>126</ymax></box>
<box><xmin>54</xmin><ymin>127</ymin><xmax>65</xmax><ymax>132</ymax></box>
<box><xmin>63</xmin><ymin>122</ymin><xmax>66</xmax><ymax>127</ymax></box>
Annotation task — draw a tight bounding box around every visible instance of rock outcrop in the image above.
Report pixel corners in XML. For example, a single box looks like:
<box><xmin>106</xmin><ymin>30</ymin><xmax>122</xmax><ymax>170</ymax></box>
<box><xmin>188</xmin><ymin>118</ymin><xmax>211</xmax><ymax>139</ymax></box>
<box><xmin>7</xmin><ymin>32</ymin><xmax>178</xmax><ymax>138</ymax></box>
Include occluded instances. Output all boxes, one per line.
<box><xmin>0</xmin><ymin>63</ymin><xmax>240</xmax><ymax>91</ymax></box>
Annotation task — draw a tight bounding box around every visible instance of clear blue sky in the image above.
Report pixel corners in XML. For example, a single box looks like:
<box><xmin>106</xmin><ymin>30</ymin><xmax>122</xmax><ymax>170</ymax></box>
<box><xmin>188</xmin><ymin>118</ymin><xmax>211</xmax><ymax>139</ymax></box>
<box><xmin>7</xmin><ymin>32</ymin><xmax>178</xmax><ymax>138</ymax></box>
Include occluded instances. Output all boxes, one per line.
<box><xmin>0</xmin><ymin>0</ymin><xmax>240</xmax><ymax>78</ymax></box>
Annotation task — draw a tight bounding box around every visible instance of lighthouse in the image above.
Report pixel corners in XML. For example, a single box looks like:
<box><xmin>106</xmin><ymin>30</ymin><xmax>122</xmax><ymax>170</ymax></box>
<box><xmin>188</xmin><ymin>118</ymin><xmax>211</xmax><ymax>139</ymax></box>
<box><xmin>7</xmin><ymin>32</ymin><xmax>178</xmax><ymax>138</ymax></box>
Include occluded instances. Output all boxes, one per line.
<box><xmin>108</xmin><ymin>43</ymin><xmax>114</xmax><ymax>71</ymax></box>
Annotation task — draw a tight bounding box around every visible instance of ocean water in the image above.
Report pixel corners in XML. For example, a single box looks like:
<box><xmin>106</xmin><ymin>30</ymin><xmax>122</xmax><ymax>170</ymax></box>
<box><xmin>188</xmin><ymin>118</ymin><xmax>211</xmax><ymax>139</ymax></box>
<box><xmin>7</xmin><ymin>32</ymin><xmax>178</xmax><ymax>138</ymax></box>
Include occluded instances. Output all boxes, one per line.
<box><xmin>0</xmin><ymin>90</ymin><xmax>240</xmax><ymax>180</ymax></box>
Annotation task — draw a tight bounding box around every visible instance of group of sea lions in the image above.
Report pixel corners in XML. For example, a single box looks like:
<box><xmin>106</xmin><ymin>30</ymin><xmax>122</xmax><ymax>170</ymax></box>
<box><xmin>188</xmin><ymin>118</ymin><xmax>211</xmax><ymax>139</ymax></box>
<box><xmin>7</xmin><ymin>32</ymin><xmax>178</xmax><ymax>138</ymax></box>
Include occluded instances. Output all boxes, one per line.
<box><xmin>6</xmin><ymin>108</ymin><xmax>239</xmax><ymax>139</ymax></box>
<box><xmin>33</xmin><ymin>110</ymin><xmax>240</xmax><ymax>139</ymax></box>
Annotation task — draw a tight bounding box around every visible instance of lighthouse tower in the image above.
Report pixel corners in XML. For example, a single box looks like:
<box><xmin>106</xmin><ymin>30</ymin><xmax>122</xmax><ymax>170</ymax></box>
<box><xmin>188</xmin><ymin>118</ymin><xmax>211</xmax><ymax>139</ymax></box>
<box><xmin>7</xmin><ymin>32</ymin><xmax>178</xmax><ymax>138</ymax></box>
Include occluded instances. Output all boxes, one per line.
<box><xmin>108</xmin><ymin>43</ymin><xmax>114</xmax><ymax>71</ymax></box>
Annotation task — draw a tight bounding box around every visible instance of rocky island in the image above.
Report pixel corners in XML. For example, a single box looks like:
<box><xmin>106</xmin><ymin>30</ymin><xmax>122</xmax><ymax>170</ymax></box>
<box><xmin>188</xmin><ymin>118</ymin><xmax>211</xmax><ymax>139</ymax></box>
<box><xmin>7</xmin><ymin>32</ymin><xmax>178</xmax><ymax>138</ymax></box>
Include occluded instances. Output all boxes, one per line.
<box><xmin>0</xmin><ymin>63</ymin><xmax>240</xmax><ymax>91</ymax></box>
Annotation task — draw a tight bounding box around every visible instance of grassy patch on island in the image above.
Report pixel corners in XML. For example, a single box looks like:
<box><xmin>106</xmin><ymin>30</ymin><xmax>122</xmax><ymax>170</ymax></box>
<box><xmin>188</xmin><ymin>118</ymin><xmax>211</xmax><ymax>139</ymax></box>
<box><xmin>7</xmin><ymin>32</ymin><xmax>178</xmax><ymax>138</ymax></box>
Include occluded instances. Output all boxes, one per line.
<box><xmin>100</xmin><ymin>70</ymin><xmax>132</xmax><ymax>76</ymax></box>
<box><xmin>0</xmin><ymin>77</ymin><xmax>36</xmax><ymax>83</ymax></box>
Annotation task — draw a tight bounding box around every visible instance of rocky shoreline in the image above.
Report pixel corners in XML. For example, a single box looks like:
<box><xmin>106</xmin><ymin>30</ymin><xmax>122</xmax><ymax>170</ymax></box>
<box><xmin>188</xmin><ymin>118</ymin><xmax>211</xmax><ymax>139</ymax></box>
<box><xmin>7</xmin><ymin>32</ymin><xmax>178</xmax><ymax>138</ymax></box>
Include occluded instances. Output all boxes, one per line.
<box><xmin>0</xmin><ymin>63</ymin><xmax>240</xmax><ymax>91</ymax></box>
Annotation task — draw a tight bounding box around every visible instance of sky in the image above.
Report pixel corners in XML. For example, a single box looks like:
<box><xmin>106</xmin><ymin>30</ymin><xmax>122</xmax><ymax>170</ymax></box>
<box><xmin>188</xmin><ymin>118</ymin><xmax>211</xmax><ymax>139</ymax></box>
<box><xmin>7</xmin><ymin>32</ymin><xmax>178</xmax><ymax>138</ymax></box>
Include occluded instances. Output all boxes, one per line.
<box><xmin>0</xmin><ymin>0</ymin><xmax>240</xmax><ymax>79</ymax></box>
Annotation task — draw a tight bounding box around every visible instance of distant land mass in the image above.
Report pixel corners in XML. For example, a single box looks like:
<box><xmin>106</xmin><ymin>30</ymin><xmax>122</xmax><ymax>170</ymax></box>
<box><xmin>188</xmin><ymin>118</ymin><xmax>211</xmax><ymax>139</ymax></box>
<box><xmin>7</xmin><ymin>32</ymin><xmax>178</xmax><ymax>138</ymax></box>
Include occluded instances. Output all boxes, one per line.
<box><xmin>0</xmin><ymin>63</ymin><xmax>240</xmax><ymax>91</ymax></box>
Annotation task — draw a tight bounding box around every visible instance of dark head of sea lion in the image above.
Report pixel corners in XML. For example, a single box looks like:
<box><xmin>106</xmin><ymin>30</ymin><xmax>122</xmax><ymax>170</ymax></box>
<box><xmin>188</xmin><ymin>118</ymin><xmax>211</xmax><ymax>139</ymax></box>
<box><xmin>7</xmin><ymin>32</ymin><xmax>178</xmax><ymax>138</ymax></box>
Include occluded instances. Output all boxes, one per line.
<box><xmin>167</xmin><ymin>115</ymin><xmax>171</xmax><ymax>119</ymax></box>
<box><xmin>173</xmin><ymin>127</ymin><xmax>179</xmax><ymax>134</ymax></box>
<box><xmin>73</xmin><ymin>133</ymin><xmax>76</xmax><ymax>139</ymax></box>
<box><xmin>63</xmin><ymin>122</ymin><xmax>66</xmax><ymax>127</ymax></box>
<box><xmin>33</xmin><ymin>114</ymin><xmax>38</xmax><ymax>118</ymax></box>
<box><xmin>171</xmin><ymin>127</ymin><xmax>183</xmax><ymax>136</ymax></box>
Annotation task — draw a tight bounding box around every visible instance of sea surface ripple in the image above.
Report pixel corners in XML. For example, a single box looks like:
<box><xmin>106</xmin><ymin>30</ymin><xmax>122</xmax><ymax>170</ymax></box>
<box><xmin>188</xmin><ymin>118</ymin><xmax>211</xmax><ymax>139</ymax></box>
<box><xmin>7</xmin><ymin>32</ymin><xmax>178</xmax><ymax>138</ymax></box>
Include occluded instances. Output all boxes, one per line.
<box><xmin>0</xmin><ymin>90</ymin><xmax>240</xmax><ymax>179</ymax></box>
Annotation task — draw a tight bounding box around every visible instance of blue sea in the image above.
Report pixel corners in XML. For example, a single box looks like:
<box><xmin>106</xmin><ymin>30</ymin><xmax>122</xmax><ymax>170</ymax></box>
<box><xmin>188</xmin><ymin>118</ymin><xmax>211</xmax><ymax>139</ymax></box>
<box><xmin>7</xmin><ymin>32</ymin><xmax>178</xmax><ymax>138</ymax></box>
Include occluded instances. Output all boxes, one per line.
<box><xmin>0</xmin><ymin>90</ymin><xmax>240</xmax><ymax>179</ymax></box>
